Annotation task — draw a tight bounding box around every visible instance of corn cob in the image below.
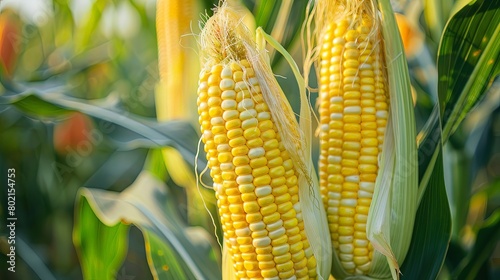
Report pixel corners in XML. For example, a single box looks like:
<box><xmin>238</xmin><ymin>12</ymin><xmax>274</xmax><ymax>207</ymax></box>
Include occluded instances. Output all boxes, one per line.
<box><xmin>306</xmin><ymin>1</ymin><xmax>419</xmax><ymax>279</ymax></box>
<box><xmin>316</xmin><ymin>1</ymin><xmax>389</xmax><ymax>276</ymax></box>
<box><xmin>197</xmin><ymin>6</ymin><xmax>323</xmax><ymax>279</ymax></box>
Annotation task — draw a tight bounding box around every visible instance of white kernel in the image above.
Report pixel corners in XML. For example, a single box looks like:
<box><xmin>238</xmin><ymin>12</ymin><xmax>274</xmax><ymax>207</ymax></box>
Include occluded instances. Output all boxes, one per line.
<box><xmin>293</xmin><ymin>202</ymin><xmax>301</xmax><ymax>212</ymax></box>
<box><xmin>242</xmin><ymin>118</ymin><xmax>258</xmax><ymax>130</ymax></box>
<box><xmin>217</xmin><ymin>144</ymin><xmax>230</xmax><ymax>152</ymax></box>
<box><xmin>266</xmin><ymin>220</ymin><xmax>283</xmax><ymax>232</ymax></box>
<box><xmin>211</xmin><ymin>117</ymin><xmax>224</xmax><ymax>126</ymax></box>
<box><xmin>295</xmin><ymin>212</ymin><xmax>302</xmax><ymax>221</ymax></box>
<box><xmin>360</xmin><ymin>85</ymin><xmax>374</xmax><ymax>92</ymax></box>
<box><xmin>257</xmin><ymin>112</ymin><xmax>271</xmax><ymax>120</ymax></box>
<box><xmin>341</xmin><ymin>261</ymin><xmax>356</xmax><ymax>270</ymax></box>
<box><xmin>328</xmin><ymin>192</ymin><xmax>341</xmax><ymax>200</ymax></box>
<box><xmin>358</xmin><ymin>190</ymin><xmax>372</xmax><ymax>198</ymax></box>
<box><xmin>220</xmin><ymin>163</ymin><xmax>234</xmax><ymax>171</ymax></box>
<box><xmin>320</xmin><ymin>124</ymin><xmax>330</xmax><ymax>131</ymax></box>
<box><xmin>355</xmin><ymin>214</ymin><xmax>367</xmax><ymax>223</ymax></box>
<box><xmin>253</xmin><ymin>236</ymin><xmax>271</xmax><ymax>247</ymax></box>
<box><xmin>221</xmin><ymin>100</ymin><xmax>237</xmax><ymax>110</ymax></box>
<box><xmin>345</xmin><ymin>175</ymin><xmax>360</xmax><ymax>182</ymax></box>
<box><xmin>359</xmin><ymin>182</ymin><xmax>375</xmax><ymax>192</ymax></box>
<box><xmin>339</xmin><ymin>253</ymin><xmax>353</xmax><ymax>261</ymax></box>
<box><xmin>358</xmin><ymin>263</ymin><xmax>371</xmax><ymax>272</ymax></box>
<box><xmin>255</xmin><ymin>185</ymin><xmax>272</xmax><ymax>197</ymax></box>
<box><xmin>328</xmin><ymin>207</ymin><xmax>338</xmax><ymax>215</ymax></box>
<box><xmin>235</xmin><ymin>227</ymin><xmax>251</xmax><ymax>237</ymax></box>
<box><xmin>331</xmin><ymin>113</ymin><xmax>343</xmax><ymax>120</ymax></box>
<box><xmin>359</xmin><ymin>63</ymin><xmax>373</xmax><ymax>70</ymax></box>
<box><xmin>339</xmin><ymin>244</ymin><xmax>354</xmax><ymax>253</ymax></box>
<box><xmin>354</xmin><ymin>239</ymin><xmax>369</xmax><ymax>247</ymax></box>
<box><xmin>376</xmin><ymin>110</ymin><xmax>388</xmax><ymax>118</ymax></box>
<box><xmin>340</xmin><ymin>199</ymin><xmax>357</xmax><ymax>207</ymax></box>
<box><xmin>331</xmin><ymin>96</ymin><xmax>343</xmax><ymax>103</ymax></box>
<box><xmin>240</xmin><ymin>109</ymin><xmax>257</xmax><ymax>120</ymax></box>
<box><xmin>328</xmin><ymin>155</ymin><xmax>341</xmax><ymax>164</ymax></box>
<box><xmin>248</xmin><ymin>77</ymin><xmax>259</xmax><ymax>86</ymax></box>
<box><xmin>328</xmin><ymin>198</ymin><xmax>340</xmax><ymax>207</ymax></box>
<box><xmin>333</xmin><ymin>37</ymin><xmax>345</xmax><ymax>45</ymax></box>
<box><xmin>344</xmin><ymin>106</ymin><xmax>362</xmax><ymax>114</ymax></box>
<box><xmin>268</xmin><ymin>227</ymin><xmax>286</xmax><ymax>240</ymax></box>
<box><xmin>236</xmin><ymin>175</ymin><xmax>253</xmax><ymax>184</ymax></box>
<box><xmin>222</xmin><ymin>110</ymin><xmax>239</xmax><ymax>121</ymax></box>
<box><xmin>238</xmin><ymin>99</ymin><xmax>255</xmax><ymax>111</ymax></box>
<box><xmin>273</xmin><ymin>243</ymin><xmax>290</xmax><ymax>255</ymax></box>
<box><xmin>339</xmin><ymin>236</ymin><xmax>353</xmax><ymax>244</ymax></box>
<box><xmin>220</xmin><ymin>79</ymin><xmax>235</xmax><ymax>90</ymax></box>
<box><xmin>221</xmin><ymin>66</ymin><xmax>232</xmax><ymax>78</ymax></box>
<box><xmin>249</xmin><ymin>147</ymin><xmax>265</xmax><ymax>159</ymax></box>
<box><xmin>203</xmin><ymin>131</ymin><xmax>213</xmax><ymax>139</ymax></box>
<box><xmin>304</xmin><ymin>246</ymin><xmax>313</xmax><ymax>257</ymax></box>
<box><xmin>199</xmin><ymin>86</ymin><xmax>209</xmax><ymax>94</ymax></box>
<box><xmin>249</xmin><ymin>221</ymin><xmax>266</xmax><ymax>231</ymax></box>
<box><xmin>221</xmin><ymin>90</ymin><xmax>236</xmax><ymax>100</ymax></box>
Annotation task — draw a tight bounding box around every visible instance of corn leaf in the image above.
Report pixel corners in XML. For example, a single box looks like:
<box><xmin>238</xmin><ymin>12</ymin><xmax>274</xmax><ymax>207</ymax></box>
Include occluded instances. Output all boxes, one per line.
<box><xmin>0</xmin><ymin>90</ymin><xmax>208</xmax><ymax>178</ymax></box>
<box><xmin>73</xmin><ymin>199</ymin><xmax>129</xmax><ymax>280</ymax></box>
<box><xmin>75</xmin><ymin>0</ymin><xmax>107</xmax><ymax>52</ymax></box>
<box><xmin>452</xmin><ymin>209</ymin><xmax>500</xmax><ymax>279</ymax></box>
<box><xmin>83</xmin><ymin>149</ymin><xmax>148</xmax><ymax>190</ymax></box>
<box><xmin>416</xmin><ymin>107</ymin><xmax>441</xmax><ymax>202</ymax></box>
<box><xmin>400</xmin><ymin>151</ymin><xmax>451</xmax><ymax>280</ymax></box>
<box><xmin>423</xmin><ymin>0</ymin><xmax>450</xmax><ymax>44</ymax></box>
<box><xmin>74</xmin><ymin>170</ymin><xmax>221</xmax><ymax>280</ymax></box>
<box><xmin>438</xmin><ymin>0</ymin><xmax>500</xmax><ymax>141</ymax></box>
<box><xmin>0</xmin><ymin>93</ymin><xmax>72</xmax><ymax>118</ymax></box>
<box><xmin>249</xmin><ymin>0</ymin><xmax>308</xmax><ymax>67</ymax></box>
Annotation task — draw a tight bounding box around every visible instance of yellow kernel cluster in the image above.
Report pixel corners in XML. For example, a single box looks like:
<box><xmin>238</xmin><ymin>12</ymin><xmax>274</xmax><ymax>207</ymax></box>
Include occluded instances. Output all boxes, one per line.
<box><xmin>198</xmin><ymin>59</ymin><xmax>317</xmax><ymax>279</ymax></box>
<box><xmin>318</xmin><ymin>17</ymin><xmax>389</xmax><ymax>275</ymax></box>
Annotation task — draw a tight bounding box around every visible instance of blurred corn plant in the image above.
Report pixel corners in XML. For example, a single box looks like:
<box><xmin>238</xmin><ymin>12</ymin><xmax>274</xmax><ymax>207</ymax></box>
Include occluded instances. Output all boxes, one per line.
<box><xmin>0</xmin><ymin>0</ymin><xmax>498</xmax><ymax>279</ymax></box>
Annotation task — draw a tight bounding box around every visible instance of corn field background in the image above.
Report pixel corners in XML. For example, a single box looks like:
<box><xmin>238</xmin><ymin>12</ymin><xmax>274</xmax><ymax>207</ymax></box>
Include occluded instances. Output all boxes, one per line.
<box><xmin>0</xmin><ymin>0</ymin><xmax>499</xmax><ymax>279</ymax></box>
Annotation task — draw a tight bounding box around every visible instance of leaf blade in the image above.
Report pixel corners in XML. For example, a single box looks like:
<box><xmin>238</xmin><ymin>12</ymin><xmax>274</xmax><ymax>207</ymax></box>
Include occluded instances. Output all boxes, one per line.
<box><xmin>438</xmin><ymin>0</ymin><xmax>500</xmax><ymax>141</ymax></box>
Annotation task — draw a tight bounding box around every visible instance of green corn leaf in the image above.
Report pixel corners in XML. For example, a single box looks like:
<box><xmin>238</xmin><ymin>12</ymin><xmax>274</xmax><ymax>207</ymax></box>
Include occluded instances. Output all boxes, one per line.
<box><xmin>400</xmin><ymin>151</ymin><xmax>452</xmax><ymax>280</ymax></box>
<box><xmin>438</xmin><ymin>0</ymin><xmax>500</xmax><ymax>141</ymax></box>
<box><xmin>75</xmin><ymin>0</ymin><xmax>107</xmax><ymax>52</ymax></box>
<box><xmin>0</xmin><ymin>90</ymin><xmax>208</xmax><ymax>178</ymax></box>
<box><xmin>452</xmin><ymin>209</ymin><xmax>500</xmax><ymax>279</ymax></box>
<box><xmin>74</xmin><ymin>170</ymin><xmax>221</xmax><ymax>280</ymax></box>
<box><xmin>1</xmin><ymin>93</ymin><xmax>73</xmax><ymax>118</ymax></box>
<box><xmin>73</xmin><ymin>199</ymin><xmax>129</xmax><ymax>280</ymax></box>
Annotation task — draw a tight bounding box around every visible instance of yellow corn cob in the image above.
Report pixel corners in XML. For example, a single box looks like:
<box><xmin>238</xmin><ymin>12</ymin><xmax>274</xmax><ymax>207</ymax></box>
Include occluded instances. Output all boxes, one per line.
<box><xmin>197</xmin><ymin>7</ymin><xmax>319</xmax><ymax>279</ymax></box>
<box><xmin>317</xmin><ymin>2</ymin><xmax>389</xmax><ymax>276</ymax></box>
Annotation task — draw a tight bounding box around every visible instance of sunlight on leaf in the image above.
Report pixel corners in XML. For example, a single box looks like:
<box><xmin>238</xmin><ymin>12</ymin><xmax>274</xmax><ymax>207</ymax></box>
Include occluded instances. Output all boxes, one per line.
<box><xmin>74</xmin><ymin>170</ymin><xmax>221</xmax><ymax>280</ymax></box>
<box><xmin>438</xmin><ymin>0</ymin><xmax>500</xmax><ymax>141</ymax></box>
